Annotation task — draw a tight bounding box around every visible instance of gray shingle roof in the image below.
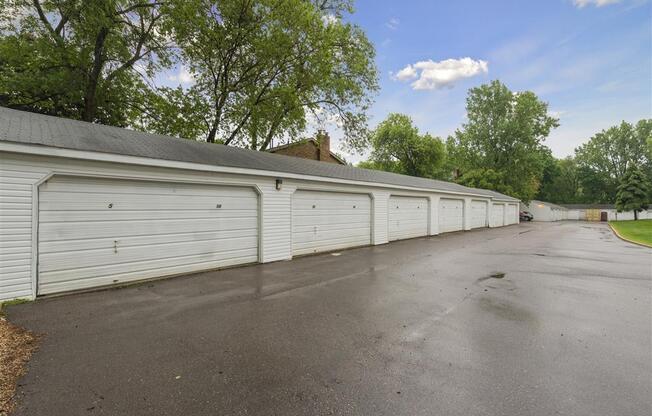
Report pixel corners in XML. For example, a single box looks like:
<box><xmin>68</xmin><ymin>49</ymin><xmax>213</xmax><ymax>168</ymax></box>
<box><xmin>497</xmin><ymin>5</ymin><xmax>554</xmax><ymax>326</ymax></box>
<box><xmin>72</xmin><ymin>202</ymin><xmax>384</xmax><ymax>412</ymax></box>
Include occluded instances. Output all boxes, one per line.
<box><xmin>0</xmin><ymin>107</ymin><xmax>518</xmax><ymax>201</ymax></box>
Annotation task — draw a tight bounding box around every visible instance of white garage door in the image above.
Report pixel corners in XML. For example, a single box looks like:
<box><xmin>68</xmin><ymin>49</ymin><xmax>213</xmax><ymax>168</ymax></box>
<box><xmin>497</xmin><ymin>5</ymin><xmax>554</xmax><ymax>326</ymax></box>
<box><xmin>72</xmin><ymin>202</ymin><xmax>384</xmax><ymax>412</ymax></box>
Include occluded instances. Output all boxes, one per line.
<box><xmin>439</xmin><ymin>198</ymin><xmax>464</xmax><ymax>233</ymax></box>
<box><xmin>388</xmin><ymin>196</ymin><xmax>428</xmax><ymax>241</ymax></box>
<box><xmin>292</xmin><ymin>190</ymin><xmax>371</xmax><ymax>256</ymax></box>
<box><xmin>492</xmin><ymin>204</ymin><xmax>504</xmax><ymax>227</ymax></box>
<box><xmin>38</xmin><ymin>176</ymin><xmax>259</xmax><ymax>295</ymax></box>
<box><xmin>470</xmin><ymin>200</ymin><xmax>488</xmax><ymax>229</ymax></box>
<box><xmin>505</xmin><ymin>204</ymin><xmax>517</xmax><ymax>225</ymax></box>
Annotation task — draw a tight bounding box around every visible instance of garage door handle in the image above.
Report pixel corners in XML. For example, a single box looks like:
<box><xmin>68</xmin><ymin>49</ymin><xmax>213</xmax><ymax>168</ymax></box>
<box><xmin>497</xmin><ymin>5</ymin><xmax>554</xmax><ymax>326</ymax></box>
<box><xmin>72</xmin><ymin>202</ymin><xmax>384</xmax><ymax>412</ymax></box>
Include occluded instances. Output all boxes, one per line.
<box><xmin>114</xmin><ymin>240</ymin><xmax>118</xmax><ymax>254</ymax></box>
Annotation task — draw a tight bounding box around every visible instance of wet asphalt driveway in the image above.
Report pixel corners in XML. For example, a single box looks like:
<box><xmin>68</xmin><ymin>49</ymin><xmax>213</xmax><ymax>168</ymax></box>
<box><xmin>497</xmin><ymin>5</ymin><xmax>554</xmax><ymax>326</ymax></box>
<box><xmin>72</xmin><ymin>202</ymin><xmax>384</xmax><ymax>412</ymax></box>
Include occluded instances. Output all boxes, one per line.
<box><xmin>6</xmin><ymin>222</ymin><xmax>652</xmax><ymax>416</ymax></box>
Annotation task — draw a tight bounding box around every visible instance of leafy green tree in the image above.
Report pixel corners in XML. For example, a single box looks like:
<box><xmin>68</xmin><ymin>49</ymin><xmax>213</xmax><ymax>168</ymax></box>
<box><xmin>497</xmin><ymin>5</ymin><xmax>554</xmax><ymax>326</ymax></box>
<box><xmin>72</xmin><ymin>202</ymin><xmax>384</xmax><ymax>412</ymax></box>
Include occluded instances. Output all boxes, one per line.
<box><xmin>358</xmin><ymin>113</ymin><xmax>447</xmax><ymax>179</ymax></box>
<box><xmin>455</xmin><ymin>168</ymin><xmax>514</xmax><ymax>196</ymax></box>
<box><xmin>448</xmin><ymin>80</ymin><xmax>559</xmax><ymax>203</ymax></box>
<box><xmin>553</xmin><ymin>157</ymin><xmax>583</xmax><ymax>203</ymax></box>
<box><xmin>534</xmin><ymin>149</ymin><xmax>560</xmax><ymax>201</ymax></box>
<box><xmin>0</xmin><ymin>0</ymin><xmax>172</xmax><ymax>125</ymax></box>
<box><xmin>536</xmin><ymin>157</ymin><xmax>584</xmax><ymax>203</ymax></box>
<box><xmin>575</xmin><ymin>120</ymin><xmax>651</xmax><ymax>203</ymax></box>
<box><xmin>615</xmin><ymin>165</ymin><xmax>650</xmax><ymax>220</ymax></box>
<box><xmin>139</xmin><ymin>0</ymin><xmax>377</xmax><ymax>150</ymax></box>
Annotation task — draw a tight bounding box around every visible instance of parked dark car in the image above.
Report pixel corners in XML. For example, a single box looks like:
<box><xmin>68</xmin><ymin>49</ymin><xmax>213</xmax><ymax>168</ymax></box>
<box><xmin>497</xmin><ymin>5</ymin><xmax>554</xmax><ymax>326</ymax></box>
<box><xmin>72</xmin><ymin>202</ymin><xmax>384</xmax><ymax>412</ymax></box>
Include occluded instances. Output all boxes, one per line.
<box><xmin>520</xmin><ymin>211</ymin><xmax>534</xmax><ymax>221</ymax></box>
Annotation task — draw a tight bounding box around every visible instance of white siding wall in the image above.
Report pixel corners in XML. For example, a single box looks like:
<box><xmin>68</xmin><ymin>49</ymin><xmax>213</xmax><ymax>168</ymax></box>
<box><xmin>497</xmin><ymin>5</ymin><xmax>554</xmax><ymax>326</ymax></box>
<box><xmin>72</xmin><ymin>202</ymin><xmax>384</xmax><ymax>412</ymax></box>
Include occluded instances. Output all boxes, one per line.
<box><xmin>0</xmin><ymin>151</ymin><xmax>516</xmax><ymax>301</ymax></box>
<box><xmin>372</xmin><ymin>192</ymin><xmax>390</xmax><ymax>245</ymax></box>
<box><xmin>567</xmin><ymin>210</ymin><xmax>580</xmax><ymax>220</ymax></box>
<box><xmin>260</xmin><ymin>186</ymin><xmax>294</xmax><ymax>262</ymax></box>
<box><xmin>0</xmin><ymin>166</ymin><xmax>42</xmax><ymax>300</ymax></box>
<box><xmin>428</xmin><ymin>195</ymin><xmax>440</xmax><ymax>235</ymax></box>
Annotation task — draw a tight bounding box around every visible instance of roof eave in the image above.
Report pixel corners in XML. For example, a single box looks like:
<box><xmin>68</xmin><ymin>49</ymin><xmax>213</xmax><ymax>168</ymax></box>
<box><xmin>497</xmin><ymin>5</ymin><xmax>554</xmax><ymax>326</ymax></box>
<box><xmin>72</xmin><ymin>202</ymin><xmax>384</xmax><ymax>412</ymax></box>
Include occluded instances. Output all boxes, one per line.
<box><xmin>0</xmin><ymin>141</ymin><xmax>519</xmax><ymax>202</ymax></box>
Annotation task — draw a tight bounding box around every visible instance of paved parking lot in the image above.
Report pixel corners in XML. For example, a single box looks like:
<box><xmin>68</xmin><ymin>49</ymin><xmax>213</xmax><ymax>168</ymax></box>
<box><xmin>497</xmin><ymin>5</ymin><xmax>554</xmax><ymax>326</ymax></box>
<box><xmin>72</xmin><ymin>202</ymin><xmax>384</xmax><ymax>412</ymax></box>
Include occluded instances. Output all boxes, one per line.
<box><xmin>7</xmin><ymin>222</ymin><xmax>652</xmax><ymax>416</ymax></box>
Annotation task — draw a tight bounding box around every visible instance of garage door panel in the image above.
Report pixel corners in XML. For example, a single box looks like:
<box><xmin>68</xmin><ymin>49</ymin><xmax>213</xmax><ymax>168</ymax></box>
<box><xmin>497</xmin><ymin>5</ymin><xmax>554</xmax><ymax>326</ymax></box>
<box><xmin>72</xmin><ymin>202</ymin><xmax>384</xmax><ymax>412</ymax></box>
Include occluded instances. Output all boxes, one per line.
<box><xmin>39</xmin><ymin>208</ymin><xmax>257</xmax><ymax>222</ymax></box>
<box><xmin>293</xmin><ymin>227</ymin><xmax>371</xmax><ymax>252</ymax></box>
<box><xmin>39</xmin><ymin>235</ymin><xmax>259</xmax><ymax>272</ymax></box>
<box><xmin>39</xmin><ymin>217</ymin><xmax>258</xmax><ymax>242</ymax></box>
<box><xmin>492</xmin><ymin>204</ymin><xmax>504</xmax><ymax>227</ymax></box>
<box><xmin>506</xmin><ymin>204</ymin><xmax>517</xmax><ymax>225</ymax></box>
<box><xmin>439</xmin><ymin>199</ymin><xmax>464</xmax><ymax>233</ymax></box>
<box><xmin>293</xmin><ymin>236</ymin><xmax>369</xmax><ymax>255</ymax></box>
<box><xmin>292</xmin><ymin>199</ymin><xmax>371</xmax><ymax>211</ymax></box>
<box><xmin>470</xmin><ymin>201</ymin><xmax>488</xmax><ymax>229</ymax></box>
<box><xmin>40</xmin><ymin>229</ymin><xmax>257</xmax><ymax>254</ymax></box>
<box><xmin>292</xmin><ymin>213</ymin><xmax>371</xmax><ymax>226</ymax></box>
<box><xmin>292</xmin><ymin>191</ymin><xmax>371</xmax><ymax>256</ymax></box>
<box><xmin>39</xmin><ymin>193</ymin><xmax>256</xmax><ymax>211</ymax></box>
<box><xmin>388</xmin><ymin>196</ymin><xmax>428</xmax><ymax>241</ymax></box>
<box><xmin>39</xmin><ymin>248</ymin><xmax>259</xmax><ymax>292</ymax></box>
<box><xmin>38</xmin><ymin>177</ymin><xmax>259</xmax><ymax>295</ymax></box>
<box><xmin>42</xmin><ymin>177</ymin><xmax>256</xmax><ymax>197</ymax></box>
<box><xmin>292</xmin><ymin>223</ymin><xmax>371</xmax><ymax>234</ymax></box>
<box><xmin>291</xmin><ymin>232</ymin><xmax>370</xmax><ymax>247</ymax></box>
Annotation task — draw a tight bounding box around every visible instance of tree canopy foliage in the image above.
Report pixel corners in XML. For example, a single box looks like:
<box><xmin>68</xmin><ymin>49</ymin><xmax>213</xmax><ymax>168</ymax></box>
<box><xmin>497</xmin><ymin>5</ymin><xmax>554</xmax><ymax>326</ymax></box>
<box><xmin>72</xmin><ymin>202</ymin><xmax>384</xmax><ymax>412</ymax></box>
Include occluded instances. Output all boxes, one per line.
<box><xmin>357</xmin><ymin>113</ymin><xmax>447</xmax><ymax>179</ymax></box>
<box><xmin>536</xmin><ymin>119</ymin><xmax>652</xmax><ymax>204</ymax></box>
<box><xmin>0</xmin><ymin>0</ymin><xmax>172</xmax><ymax>125</ymax></box>
<box><xmin>447</xmin><ymin>80</ymin><xmax>559</xmax><ymax>203</ymax></box>
<box><xmin>139</xmin><ymin>0</ymin><xmax>378</xmax><ymax>150</ymax></box>
<box><xmin>0</xmin><ymin>0</ymin><xmax>378</xmax><ymax>151</ymax></box>
<box><xmin>574</xmin><ymin>119</ymin><xmax>652</xmax><ymax>203</ymax></box>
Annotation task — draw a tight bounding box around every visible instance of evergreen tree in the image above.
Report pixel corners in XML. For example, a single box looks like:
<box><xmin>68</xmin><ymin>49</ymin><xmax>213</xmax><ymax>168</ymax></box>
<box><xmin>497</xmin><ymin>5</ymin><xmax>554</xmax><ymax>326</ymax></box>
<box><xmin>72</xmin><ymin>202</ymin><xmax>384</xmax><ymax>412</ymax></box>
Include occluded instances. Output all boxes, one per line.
<box><xmin>615</xmin><ymin>165</ymin><xmax>650</xmax><ymax>220</ymax></box>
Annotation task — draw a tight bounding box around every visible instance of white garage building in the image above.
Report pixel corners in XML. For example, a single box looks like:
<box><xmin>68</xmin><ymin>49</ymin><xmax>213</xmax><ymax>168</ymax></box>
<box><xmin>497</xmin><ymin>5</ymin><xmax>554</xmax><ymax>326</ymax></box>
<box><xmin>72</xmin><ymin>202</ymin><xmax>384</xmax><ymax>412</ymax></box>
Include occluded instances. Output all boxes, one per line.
<box><xmin>0</xmin><ymin>108</ymin><xmax>520</xmax><ymax>301</ymax></box>
<box><xmin>521</xmin><ymin>200</ymin><xmax>569</xmax><ymax>222</ymax></box>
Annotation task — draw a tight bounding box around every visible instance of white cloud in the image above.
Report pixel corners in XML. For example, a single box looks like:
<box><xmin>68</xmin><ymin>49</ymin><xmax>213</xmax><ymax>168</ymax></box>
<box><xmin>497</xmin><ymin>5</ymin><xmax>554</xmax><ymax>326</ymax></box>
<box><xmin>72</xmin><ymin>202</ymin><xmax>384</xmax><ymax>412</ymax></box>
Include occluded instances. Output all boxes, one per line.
<box><xmin>391</xmin><ymin>65</ymin><xmax>418</xmax><ymax>81</ymax></box>
<box><xmin>572</xmin><ymin>0</ymin><xmax>622</xmax><ymax>7</ymax></box>
<box><xmin>168</xmin><ymin>66</ymin><xmax>194</xmax><ymax>85</ymax></box>
<box><xmin>386</xmin><ymin>18</ymin><xmax>400</xmax><ymax>30</ymax></box>
<box><xmin>392</xmin><ymin>58</ymin><xmax>488</xmax><ymax>90</ymax></box>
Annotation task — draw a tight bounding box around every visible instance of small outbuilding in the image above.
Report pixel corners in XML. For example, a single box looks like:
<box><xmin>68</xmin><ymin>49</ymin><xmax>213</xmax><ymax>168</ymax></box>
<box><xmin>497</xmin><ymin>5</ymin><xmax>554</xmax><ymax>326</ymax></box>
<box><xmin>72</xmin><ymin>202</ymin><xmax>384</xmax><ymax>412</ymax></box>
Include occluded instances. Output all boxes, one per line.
<box><xmin>0</xmin><ymin>108</ymin><xmax>520</xmax><ymax>301</ymax></box>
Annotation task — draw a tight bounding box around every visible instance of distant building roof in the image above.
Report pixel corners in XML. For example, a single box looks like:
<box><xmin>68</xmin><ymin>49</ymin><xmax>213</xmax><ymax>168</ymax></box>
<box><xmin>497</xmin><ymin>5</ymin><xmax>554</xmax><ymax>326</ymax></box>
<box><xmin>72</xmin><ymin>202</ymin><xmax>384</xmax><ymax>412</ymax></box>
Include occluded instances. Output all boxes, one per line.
<box><xmin>0</xmin><ymin>107</ymin><xmax>519</xmax><ymax>201</ymax></box>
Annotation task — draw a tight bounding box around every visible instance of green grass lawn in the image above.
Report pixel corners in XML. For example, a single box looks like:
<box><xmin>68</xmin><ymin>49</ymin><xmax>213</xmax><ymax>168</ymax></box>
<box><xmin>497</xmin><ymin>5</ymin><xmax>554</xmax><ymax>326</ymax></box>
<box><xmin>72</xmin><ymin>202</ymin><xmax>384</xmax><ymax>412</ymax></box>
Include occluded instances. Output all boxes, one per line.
<box><xmin>609</xmin><ymin>219</ymin><xmax>652</xmax><ymax>247</ymax></box>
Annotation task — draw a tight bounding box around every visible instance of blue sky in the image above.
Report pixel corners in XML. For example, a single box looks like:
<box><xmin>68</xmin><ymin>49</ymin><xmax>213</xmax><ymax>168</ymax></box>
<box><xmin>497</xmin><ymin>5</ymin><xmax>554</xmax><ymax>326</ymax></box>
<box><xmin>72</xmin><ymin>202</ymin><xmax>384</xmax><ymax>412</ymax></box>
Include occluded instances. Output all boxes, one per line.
<box><xmin>338</xmin><ymin>0</ymin><xmax>651</xmax><ymax>162</ymax></box>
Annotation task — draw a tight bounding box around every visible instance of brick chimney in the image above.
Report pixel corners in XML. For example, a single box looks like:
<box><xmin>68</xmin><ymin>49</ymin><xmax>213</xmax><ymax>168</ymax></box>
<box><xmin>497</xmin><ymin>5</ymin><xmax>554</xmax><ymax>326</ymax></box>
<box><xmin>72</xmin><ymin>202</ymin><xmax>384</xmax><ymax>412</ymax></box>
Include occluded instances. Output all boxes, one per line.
<box><xmin>316</xmin><ymin>130</ymin><xmax>330</xmax><ymax>162</ymax></box>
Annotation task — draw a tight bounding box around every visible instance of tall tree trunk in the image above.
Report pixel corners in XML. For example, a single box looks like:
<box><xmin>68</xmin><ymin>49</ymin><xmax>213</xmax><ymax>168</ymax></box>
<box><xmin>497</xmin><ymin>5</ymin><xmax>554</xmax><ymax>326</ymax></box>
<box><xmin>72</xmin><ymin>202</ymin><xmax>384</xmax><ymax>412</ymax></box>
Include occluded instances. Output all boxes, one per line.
<box><xmin>82</xmin><ymin>27</ymin><xmax>109</xmax><ymax>122</ymax></box>
<box><xmin>206</xmin><ymin>124</ymin><xmax>218</xmax><ymax>143</ymax></box>
<box><xmin>635</xmin><ymin>210</ymin><xmax>638</xmax><ymax>220</ymax></box>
